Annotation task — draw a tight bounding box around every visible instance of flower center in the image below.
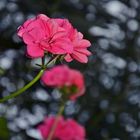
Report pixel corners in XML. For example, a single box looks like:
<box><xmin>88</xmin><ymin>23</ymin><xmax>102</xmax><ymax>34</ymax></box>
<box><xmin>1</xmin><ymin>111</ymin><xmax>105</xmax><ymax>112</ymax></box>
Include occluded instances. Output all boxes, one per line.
<box><xmin>39</xmin><ymin>36</ymin><xmax>53</xmax><ymax>51</ymax></box>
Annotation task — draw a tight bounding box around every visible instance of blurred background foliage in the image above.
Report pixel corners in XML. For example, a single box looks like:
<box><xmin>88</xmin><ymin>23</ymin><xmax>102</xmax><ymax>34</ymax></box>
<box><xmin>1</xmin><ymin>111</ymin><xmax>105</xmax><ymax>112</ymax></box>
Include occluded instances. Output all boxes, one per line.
<box><xmin>0</xmin><ymin>0</ymin><xmax>140</xmax><ymax>140</ymax></box>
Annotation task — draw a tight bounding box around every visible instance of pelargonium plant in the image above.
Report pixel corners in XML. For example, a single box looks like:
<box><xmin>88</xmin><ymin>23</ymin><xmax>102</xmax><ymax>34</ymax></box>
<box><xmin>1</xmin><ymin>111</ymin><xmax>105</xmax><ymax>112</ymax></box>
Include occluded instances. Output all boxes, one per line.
<box><xmin>0</xmin><ymin>14</ymin><xmax>91</xmax><ymax>140</ymax></box>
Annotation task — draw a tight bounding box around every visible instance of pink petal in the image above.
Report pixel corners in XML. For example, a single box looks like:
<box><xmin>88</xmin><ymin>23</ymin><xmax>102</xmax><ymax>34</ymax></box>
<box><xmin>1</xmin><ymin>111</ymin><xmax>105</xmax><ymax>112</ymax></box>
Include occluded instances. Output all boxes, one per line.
<box><xmin>51</xmin><ymin>31</ymin><xmax>66</xmax><ymax>41</ymax></box>
<box><xmin>50</xmin><ymin>38</ymin><xmax>73</xmax><ymax>54</ymax></box>
<box><xmin>72</xmin><ymin>51</ymin><xmax>88</xmax><ymax>63</ymax></box>
<box><xmin>22</xmin><ymin>32</ymin><xmax>34</xmax><ymax>45</ymax></box>
<box><xmin>17</xmin><ymin>26</ymin><xmax>24</xmax><ymax>37</ymax></box>
<box><xmin>40</xmin><ymin>40</ymin><xmax>50</xmax><ymax>51</ymax></box>
<box><xmin>23</xmin><ymin>18</ymin><xmax>46</xmax><ymax>34</ymax></box>
<box><xmin>26</xmin><ymin>44</ymin><xmax>44</xmax><ymax>58</ymax></box>
<box><xmin>38</xmin><ymin>19</ymin><xmax>51</xmax><ymax>37</ymax></box>
<box><xmin>48</xmin><ymin>19</ymin><xmax>59</xmax><ymax>35</ymax></box>
<box><xmin>23</xmin><ymin>18</ymin><xmax>35</xmax><ymax>27</ymax></box>
<box><xmin>69</xmin><ymin>29</ymin><xmax>78</xmax><ymax>41</ymax></box>
<box><xmin>17</xmin><ymin>18</ymin><xmax>47</xmax><ymax>39</ymax></box>
<box><xmin>55</xmin><ymin>19</ymin><xmax>64</xmax><ymax>26</ymax></box>
<box><xmin>37</xmin><ymin>14</ymin><xmax>50</xmax><ymax>21</ymax></box>
<box><xmin>75</xmin><ymin>49</ymin><xmax>91</xmax><ymax>55</ymax></box>
<box><xmin>77</xmin><ymin>32</ymin><xmax>83</xmax><ymax>39</ymax></box>
<box><xmin>64</xmin><ymin>54</ymin><xmax>73</xmax><ymax>62</ymax></box>
<box><xmin>17</xmin><ymin>19</ymin><xmax>34</xmax><ymax>37</ymax></box>
<box><xmin>28</xmin><ymin>28</ymin><xmax>45</xmax><ymax>42</ymax></box>
<box><xmin>78</xmin><ymin>39</ymin><xmax>91</xmax><ymax>48</ymax></box>
<box><xmin>55</xmin><ymin>19</ymin><xmax>72</xmax><ymax>30</ymax></box>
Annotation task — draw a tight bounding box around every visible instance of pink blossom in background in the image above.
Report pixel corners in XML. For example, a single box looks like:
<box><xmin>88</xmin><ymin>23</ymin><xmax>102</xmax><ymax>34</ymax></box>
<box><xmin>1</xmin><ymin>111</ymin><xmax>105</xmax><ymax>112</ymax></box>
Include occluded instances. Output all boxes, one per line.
<box><xmin>41</xmin><ymin>65</ymin><xmax>85</xmax><ymax>100</ymax></box>
<box><xmin>38</xmin><ymin>116</ymin><xmax>86</xmax><ymax>140</ymax></box>
<box><xmin>17</xmin><ymin>14</ymin><xmax>73</xmax><ymax>58</ymax></box>
<box><xmin>17</xmin><ymin>14</ymin><xmax>91</xmax><ymax>63</ymax></box>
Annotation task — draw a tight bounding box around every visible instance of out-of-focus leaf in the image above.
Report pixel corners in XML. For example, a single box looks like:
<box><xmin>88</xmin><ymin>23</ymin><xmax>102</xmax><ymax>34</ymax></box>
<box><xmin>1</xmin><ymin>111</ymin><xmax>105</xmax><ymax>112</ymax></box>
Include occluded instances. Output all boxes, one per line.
<box><xmin>0</xmin><ymin>67</ymin><xmax>5</xmax><ymax>76</ymax></box>
<box><xmin>0</xmin><ymin>117</ymin><xmax>10</xmax><ymax>140</ymax></box>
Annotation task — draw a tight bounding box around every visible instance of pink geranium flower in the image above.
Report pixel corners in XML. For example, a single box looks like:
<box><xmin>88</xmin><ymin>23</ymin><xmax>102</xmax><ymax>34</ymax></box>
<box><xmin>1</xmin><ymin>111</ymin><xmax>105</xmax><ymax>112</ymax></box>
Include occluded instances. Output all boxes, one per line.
<box><xmin>41</xmin><ymin>65</ymin><xmax>85</xmax><ymax>100</ymax></box>
<box><xmin>18</xmin><ymin>14</ymin><xmax>91</xmax><ymax>63</ymax></box>
<box><xmin>17</xmin><ymin>14</ymin><xmax>73</xmax><ymax>58</ymax></box>
<box><xmin>55</xmin><ymin>19</ymin><xmax>91</xmax><ymax>63</ymax></box>
<box><xmin>38</xmin><ymin>116</ymin><xmax>86</xmax><ymax>140</ymax></box>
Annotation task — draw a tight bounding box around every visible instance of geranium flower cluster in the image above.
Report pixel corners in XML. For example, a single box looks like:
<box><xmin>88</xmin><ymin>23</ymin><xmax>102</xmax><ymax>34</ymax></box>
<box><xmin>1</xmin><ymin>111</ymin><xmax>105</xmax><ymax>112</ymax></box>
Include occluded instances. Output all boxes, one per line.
<box><xmin>38</xmin><ymin>116</ymin><xmax>85</xmax><ymax>140</ymax></box>
<box><xmin>17</xmin><ymin>14</ymin><xmax>91</xmax><ymax>140</ymax></box>
<box><xmin>41</xmin><ymin>65</ymin><xmax>85</xmax><ymax>100</ymax></box>
<box><xmin>17</xmin><ymin>14</ymin><xmax>91</xmax><ymax>63</ymax></box>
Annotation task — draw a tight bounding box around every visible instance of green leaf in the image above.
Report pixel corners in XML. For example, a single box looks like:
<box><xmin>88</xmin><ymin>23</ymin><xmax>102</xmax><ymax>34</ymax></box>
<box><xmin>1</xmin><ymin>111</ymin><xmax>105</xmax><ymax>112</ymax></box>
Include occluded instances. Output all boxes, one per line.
<box><xmin>0</xmin><ymin>67</ymin><xmax>5</xmax><ymax>76</ymax></box>
<box><xmin>0</xmin><ymin>117</ymin><xmax>10</xmax><ymax>140</ymax></box>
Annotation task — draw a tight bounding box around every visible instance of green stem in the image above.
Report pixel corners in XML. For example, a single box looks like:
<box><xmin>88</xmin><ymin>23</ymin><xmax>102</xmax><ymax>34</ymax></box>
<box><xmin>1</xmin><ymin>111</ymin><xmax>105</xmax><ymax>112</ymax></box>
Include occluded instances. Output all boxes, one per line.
<box><xmin>42</xmin><ymin>57</ymin><xmax>45</xmax><ymax>67</ymax></box>
<box><xmin>0</xmin><ymin>55</ymin><xmax>60</xmax><ymax>103</ymax></box>
<box><xmin>47</xmin><ymin>104</ymin><xmax>65</xmax><ymax>140</ymax></box>
<box><xmin>0</xmin><ymin>69</ymin><xmax>44</xmax><ymax>103</ymax></box>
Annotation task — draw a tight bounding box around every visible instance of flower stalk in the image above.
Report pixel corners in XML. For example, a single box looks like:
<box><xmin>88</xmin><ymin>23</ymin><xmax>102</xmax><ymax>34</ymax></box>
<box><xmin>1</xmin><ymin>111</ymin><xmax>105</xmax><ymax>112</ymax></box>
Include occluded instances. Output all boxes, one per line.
<box><xmin>0</xmin><ymin>55</ymin><xmax>60</xmax><ymax>103</ymax></box>
<box><xmin>0</xmin><ymin>69</ymin><xmax>44</xmax><ymax>103</ymax></box>
<box><xmin>47</xmin><ymin>103</ymin><xmax>65</xmax><ymax>140</ymax></box>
